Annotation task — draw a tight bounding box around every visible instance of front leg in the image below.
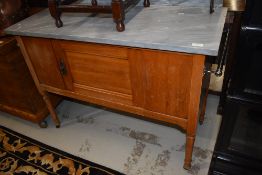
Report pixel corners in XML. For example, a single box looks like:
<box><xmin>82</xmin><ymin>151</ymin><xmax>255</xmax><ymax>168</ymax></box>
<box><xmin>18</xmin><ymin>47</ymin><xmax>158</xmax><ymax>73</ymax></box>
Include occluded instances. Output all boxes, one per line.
<box><xmin>42</xmin><ymin>91</ymin><xmax>61</xmax><ymax>128</ymax></box>
<box><xmin>184</xmin><ymin>56</ymin><xmax>205</xmax><ymax>169</ymax></box>
<box><xmin>111</xmin><ymin>0</ymin><xmax>125</xmax><ymax>32</ymax></box>
<box><xmin>184</xmin><ymin>134</ymin><xmax>195</xmax><ymax>169</ymax></box>
<box><xmin>48</xmin><ymin>0</ymin><xmax>63</xmax><ymax>28</ymax></box>
<box><xmin>143</xmin><ymin>0</ymin><xmax>150</xmax><ymax>7</ymax></box>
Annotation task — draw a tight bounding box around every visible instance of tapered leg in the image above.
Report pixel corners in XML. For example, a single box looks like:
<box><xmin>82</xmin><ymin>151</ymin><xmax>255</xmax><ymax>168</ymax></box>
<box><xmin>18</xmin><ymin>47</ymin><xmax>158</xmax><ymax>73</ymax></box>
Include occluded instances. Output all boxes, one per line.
<box><xmin>184</xmin><ymin>135</ymin><xmax>195</xmax><ymax>170</ymax></box>
<box><xmin>199</xmin><ymin>89</ymin><xmax>209</xmax><ymax>124</ymax></box>
<box><xmin>112</xmin><ymin>0</ymin><xmax>125</xmax><ymax>32</ymax></box>
<box><xmin>38</xmin><ymin>120</ymin><xmax>48</xmax><ymax>128</ymax></box>
<box><xmin>199</xmin><ymin>108</ymin><xmax>205</xmax><ymax>124</ymax></box>
<box><xmin>48</xmin><ymin>0</ymin><xmax>63</xmax><ymax>28</ymax></box>
<box><xmin>91</xmin><ymin>0</ymin><xmax>97</xmax><ymax>6</ymax></box>
<box><xmin>184</xmin><ymin>56</ymin><xmax>206</xmax><ymax>169</ymax></box>
<box><xmin>143</xmin><ymin>0</ymin><xmax>150</xmax><ymax>7</ymax></box>
<box><xmin>42</xmin><ymin>91</ymin><xmax>61</xmax><ymax>128</ymax></box>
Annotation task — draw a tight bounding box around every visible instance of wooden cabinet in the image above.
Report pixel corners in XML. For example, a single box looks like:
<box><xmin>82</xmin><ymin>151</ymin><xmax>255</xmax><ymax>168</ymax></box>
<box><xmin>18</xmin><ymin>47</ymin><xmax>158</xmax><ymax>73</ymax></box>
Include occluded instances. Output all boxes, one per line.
<box><xmin>0</xmin><ymin>37</ymin><xmax>60</xmax><ymax>127</ymax></box>
<box><xmin>17</xmin><ymin>36</ymin><xmax>209</xmax><ymax>169</ymax></box>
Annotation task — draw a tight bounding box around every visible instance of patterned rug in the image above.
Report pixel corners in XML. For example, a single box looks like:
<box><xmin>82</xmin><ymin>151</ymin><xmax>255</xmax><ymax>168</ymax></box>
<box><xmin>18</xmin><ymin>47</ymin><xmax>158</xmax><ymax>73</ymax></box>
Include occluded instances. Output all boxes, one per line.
<box><xmin>0</xmin><ymin>125</ymin><xmax>124</xmax><ymax>175</ymax></box>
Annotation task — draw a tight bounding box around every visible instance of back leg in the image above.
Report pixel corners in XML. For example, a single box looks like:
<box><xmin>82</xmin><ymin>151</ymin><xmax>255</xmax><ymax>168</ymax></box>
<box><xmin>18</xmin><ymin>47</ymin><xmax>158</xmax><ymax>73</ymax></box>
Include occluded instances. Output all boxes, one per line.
<box><xmin>112</xmin><ymin>0</ymin><xmax>125</xmax><ymax>32</ymax></box>
<box><xmin>91</xmin><ymin>0</ymin><xmax>98</xmax><ymax>6</ymax></box>
<box><xmin>48</xmin><ymin>0</ymin><xmax>63</xmax><ymax>27</ymax></box>
<box><xmin>143</xmin><ymin>0</ymin><xmax>150</xmax><ymax>7</ymax></box>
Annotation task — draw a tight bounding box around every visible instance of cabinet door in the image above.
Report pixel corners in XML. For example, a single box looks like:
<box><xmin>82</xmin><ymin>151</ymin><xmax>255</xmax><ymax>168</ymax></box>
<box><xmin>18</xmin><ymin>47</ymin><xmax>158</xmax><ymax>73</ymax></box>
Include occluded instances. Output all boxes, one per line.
<box><xmin>52</xmin><ymin>40</ymin><xmax>133</xmax><ymax>105</ymax></box>
<box><xmin>129</xmin><ymin>49</ymin><xmax>197</xmax><ymax>119</ymax></box>
<box><xmin>21</xmin><ymin>37</ymin><xmax>65</xmax><ymax>89</ymax></box>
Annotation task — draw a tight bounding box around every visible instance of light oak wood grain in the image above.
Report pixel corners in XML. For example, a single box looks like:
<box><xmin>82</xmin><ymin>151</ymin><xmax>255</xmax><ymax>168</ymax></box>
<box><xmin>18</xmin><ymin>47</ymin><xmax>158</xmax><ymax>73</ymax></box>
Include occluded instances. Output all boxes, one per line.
<box><xmin>18</xmin><ymin>36</ymin><xmax>208</xmax><ymax>168</ymax></box>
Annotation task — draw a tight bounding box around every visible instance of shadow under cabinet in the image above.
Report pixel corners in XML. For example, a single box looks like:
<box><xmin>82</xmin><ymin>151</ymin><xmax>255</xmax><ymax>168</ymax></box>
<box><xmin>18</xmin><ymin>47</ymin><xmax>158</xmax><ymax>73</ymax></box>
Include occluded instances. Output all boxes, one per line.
<box><xmin>0</xmin><ymin>36</ymin><xmax>61</xmax><ymax>127</ymax></box>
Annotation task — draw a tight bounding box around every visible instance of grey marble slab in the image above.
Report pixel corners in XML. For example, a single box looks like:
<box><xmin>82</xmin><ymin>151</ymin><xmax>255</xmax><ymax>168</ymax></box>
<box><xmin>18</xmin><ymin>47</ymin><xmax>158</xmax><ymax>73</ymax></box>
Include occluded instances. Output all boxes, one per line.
<box><xmin>5</xmin><ymin>4</ymin><xmax>227</xmax><ymax>56</ymax></box>
<box><xmin>74</xmin><ymin>0</ymin><xmax>223</xmax><ymax>7</ymax></box>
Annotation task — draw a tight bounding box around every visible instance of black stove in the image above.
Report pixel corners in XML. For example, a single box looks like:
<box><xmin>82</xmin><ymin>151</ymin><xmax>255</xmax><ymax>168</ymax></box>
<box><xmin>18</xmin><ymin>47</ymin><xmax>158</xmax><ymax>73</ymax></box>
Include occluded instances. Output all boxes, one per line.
<box><xmin>209</xmin><ymin>0</ymin><xmax>262</xmax><ymax>174</ymax></box>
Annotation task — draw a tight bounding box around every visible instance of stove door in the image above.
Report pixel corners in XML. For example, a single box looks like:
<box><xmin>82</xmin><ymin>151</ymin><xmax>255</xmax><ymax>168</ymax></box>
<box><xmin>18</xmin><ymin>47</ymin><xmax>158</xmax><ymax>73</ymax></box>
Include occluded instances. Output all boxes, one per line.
<box><xmin>228</xmin><ymin>100</ymin><xmax>262</xmax><ymax>159</ymax></box>
<box><xmin>229</xmin><ymin>28</ymin><xmax>262</xmax><ymax>101</ymax></box>
<box><xmin>216</xmin><ymin>96</ymin><xmax>262</xmax><ymax>164</ymax></box>
<box><xmin>213</xmin><ymin>97</ymin><xmax>262</xmax><ymax>174</ymax></box>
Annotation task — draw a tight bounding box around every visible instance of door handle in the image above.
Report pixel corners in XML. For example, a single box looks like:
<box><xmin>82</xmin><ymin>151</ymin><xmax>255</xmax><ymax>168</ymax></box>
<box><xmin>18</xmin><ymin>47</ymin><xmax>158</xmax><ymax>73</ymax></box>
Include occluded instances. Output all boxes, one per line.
<box><xmin>59</xmin><ymin>59</ymin><xmax>67</xmax><ymax>75</ymax></box>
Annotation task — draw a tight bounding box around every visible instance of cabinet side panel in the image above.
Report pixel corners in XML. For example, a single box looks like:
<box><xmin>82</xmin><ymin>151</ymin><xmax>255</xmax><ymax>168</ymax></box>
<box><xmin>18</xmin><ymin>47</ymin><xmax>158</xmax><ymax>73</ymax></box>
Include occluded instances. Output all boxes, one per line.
<box><xmin>21</xmin><ymin>37</ymin><xmax>65</xmax><ymax>89</ymax></box>
<box><xmin>129</xmin><ymin>49</ymin><xmax>193</xmax><ymax>119</ymax></box>
<box><xmin>0</xmin><ymin>38</ymin><xmax>40</xmax><ymax>113</ymax></box>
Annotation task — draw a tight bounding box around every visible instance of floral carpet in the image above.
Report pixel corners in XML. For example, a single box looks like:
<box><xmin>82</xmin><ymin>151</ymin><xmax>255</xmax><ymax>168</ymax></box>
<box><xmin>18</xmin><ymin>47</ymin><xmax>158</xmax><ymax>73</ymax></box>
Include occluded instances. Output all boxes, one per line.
<box><xmin>0</xmin><ymin>125</ymin><xmax>123</xmax><ymax>175</ymax></box>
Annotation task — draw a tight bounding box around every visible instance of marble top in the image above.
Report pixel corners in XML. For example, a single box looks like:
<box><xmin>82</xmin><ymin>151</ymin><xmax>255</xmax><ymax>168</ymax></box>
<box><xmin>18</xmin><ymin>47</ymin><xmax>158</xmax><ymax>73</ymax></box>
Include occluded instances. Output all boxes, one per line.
<box><xmin>67</xmin><ymin>0</ymin><xmax>223</xmax><ymax>7</ymax></box>
<box><xmin>5</xmin><ymin>1</ymin><xmax>227</xmax><ymax>56</ymax></box>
